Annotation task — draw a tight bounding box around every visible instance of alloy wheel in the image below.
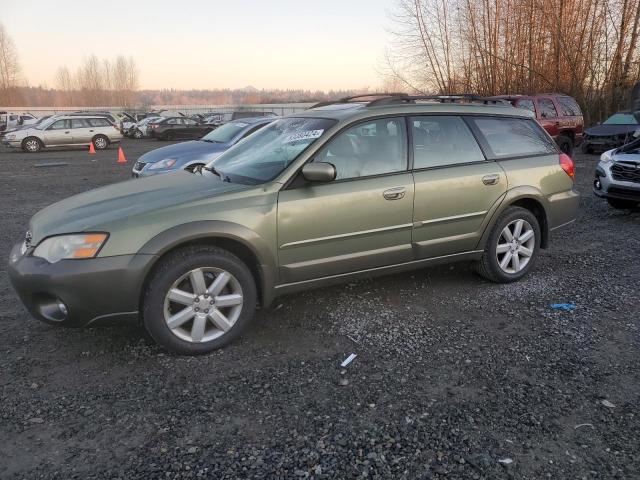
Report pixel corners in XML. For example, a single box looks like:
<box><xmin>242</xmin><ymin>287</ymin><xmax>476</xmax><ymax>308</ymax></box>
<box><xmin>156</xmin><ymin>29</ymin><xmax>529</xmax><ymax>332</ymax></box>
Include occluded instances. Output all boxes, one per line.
<box><xmin>163</xmin><ymin>267</ymin><xmax>244</xmax><ymax>343</ymax></box>
<box><xmin>94</xmin><ymin>137</ymin><xmax>107</xmax><ymax>149</ymax></box>
<box><xmin>496</xmin><ymin>219</ymin><xmax>535</xmax><ymax>274</ymax></box>
<box><xmin>25</xmin><ymin>139</ymin><xmax>40</xmax><ymax>152</ymax></box>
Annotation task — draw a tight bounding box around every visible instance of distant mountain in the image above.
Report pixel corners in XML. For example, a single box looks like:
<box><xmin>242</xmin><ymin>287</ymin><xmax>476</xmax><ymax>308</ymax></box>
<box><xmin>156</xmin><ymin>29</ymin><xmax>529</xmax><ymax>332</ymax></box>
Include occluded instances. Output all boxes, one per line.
<box><xmin>240</xmin><ymin>85</ymin><xmax>259</xmax><ymax>92</ymax></box>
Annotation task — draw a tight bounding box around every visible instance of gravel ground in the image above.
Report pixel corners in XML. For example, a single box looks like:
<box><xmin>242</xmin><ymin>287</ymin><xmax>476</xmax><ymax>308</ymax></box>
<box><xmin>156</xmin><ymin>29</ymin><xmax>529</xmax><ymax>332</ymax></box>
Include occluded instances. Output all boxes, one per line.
<box><xmin>0</xmin><ymin>139</ymin><xmax>639</xmax><ymax>479</ymax></box>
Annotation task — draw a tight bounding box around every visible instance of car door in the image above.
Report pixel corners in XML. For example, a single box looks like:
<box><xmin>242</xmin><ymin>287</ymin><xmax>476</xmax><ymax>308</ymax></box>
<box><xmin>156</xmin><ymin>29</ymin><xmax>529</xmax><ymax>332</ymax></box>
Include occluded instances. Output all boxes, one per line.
<box><xmin>277</xmin><ymin>117</ymin><xmax>415</xmax><ymax>284</ymax></box>
<box><xmin>43</xmin><ymin>119</ymin><xmax>73</xmax><ymax>145</ymax></box>
<box><xmin>536</xmin><ymin>97</ymin><xmax>560</xmax><ymax>138</ymax></box>
<box><xmin>70</xmin><ymin>118</ymin><xmax>92</xmax><ymax>144</ymax></box>
<box><xmin>410</xmin><ymin>115</ymin><xmax>507</xmax><ymax>258</ymax></box>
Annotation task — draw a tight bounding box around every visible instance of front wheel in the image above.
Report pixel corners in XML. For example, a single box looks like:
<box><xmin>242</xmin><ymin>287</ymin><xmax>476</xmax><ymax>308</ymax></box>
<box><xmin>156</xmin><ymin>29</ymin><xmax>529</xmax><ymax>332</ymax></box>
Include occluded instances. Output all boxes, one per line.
<box><xmin>22</xmin><ymin>137</ymin><xmax>43</xmax><ymax>153</ymax></box>
<box><xmin>133</xmin><ymin>129</ymin><xmax>143</xmax><ymax>139</ymax></box>
<box><xmin>142</xmin><ymin>246</ymin><xmax>257</xmax><ymax>355</ymax></box>
<box><xmin>607</xmin><ymin>198</ymin><xmax>638</xmax><ymax>210</ymax></box>
<box><xmin>475</xmin><ymin>206</ymin><xmax>541</xmax><ymax>283</ymax></box>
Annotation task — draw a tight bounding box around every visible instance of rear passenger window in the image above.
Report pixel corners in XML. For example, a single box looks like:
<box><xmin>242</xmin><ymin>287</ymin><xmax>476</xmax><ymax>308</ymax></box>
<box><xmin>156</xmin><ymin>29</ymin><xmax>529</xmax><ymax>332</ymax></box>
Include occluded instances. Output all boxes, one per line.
<box><xmin>71</xmin><ymin>119</ymin><xmax>90</xmax><ymax>128</ymax></box>
<box><xmin>471</xmin><ymin>117</ymin><xmax>557</xmax><ymax>158</ymax></box>
<box><xmin>516</xmin><ymin>99</ymin><xmax>535</xmax><ymax>114</ymax></box>
<box><xmin>411</xmin><ymin>116</ymin><xmax>484</xmax><ymax>169</ymax></box>
<box><xmin>87</xmin><ymin>118</ymin><xmax>109</xmax><ymax>127</ymax></box>
<box><xmin>314</xmin><ymin>117</ymin><xmax>407</xmax><ymax>180</ymax></box>
<box><xmin>557</xmin><ymin>97</ymin><xmax>582</xmax><ymax>116</ymax></box>
<box><xmin>537</xmin><ymin>99</ymin><xmax>558</xmax><ymax>118</ymax></box>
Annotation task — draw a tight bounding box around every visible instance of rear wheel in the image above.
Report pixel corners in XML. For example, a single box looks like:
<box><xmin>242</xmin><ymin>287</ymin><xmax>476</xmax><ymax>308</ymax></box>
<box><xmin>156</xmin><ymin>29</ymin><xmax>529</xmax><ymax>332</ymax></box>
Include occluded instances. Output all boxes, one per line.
<box><xmin>92</xmin><ymin>135</ymin><xmax>109</xmax><ymax>150</ymax></box>
<box><xmin>475</xmin><ymin>206</ymin><xmax>541</xmax><ymax>283</ymax></box>
<box><xmin>22</xmin><ymin>137</ymin><xmax>43</xmax><ymax>153</ymax></box>
<box><xmin>607</xmin><ymin>198</ymin><xmax>639</xmax><ymax>210</ymax></box>
<box><xmin>557</xmin><ymin>135</ymin><xmax>573</xmax><ymax>155</ymax></box>
<box><xmin>142</xmin><ymin>246</ymin><xmax>257</xmax><ymax>355</ymax></box>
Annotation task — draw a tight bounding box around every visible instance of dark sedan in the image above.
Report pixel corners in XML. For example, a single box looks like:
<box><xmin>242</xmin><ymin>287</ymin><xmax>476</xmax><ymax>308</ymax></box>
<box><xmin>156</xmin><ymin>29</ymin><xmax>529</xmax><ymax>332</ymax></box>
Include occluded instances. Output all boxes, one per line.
<box><xmin>148</xmin><ymin>117</ymin><xmax>217</xmax><ymax>141</ymax></box>
<box><xmin>582</xmin><ymin>111</ymin><xmax>640</xmax><ymax>153</ymax></box>
<box><xmin>132</xmin><ymin>116</ymin><xmax>275</xmax><ymax>177</ymax></box>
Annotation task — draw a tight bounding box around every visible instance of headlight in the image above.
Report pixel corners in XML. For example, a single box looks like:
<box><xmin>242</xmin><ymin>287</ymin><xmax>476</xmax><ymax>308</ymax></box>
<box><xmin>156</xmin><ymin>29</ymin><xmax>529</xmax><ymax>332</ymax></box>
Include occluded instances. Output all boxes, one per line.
<box><xmin>600</xmin><ymin>149</ymin><xmax>614</xmax><ymax>163</ymax></box>
<box><xmin>148</xmin><ymin>158</ymin><xmax>177</xmax><ymax>170</ymax></box>
<box><xmin>33</xmin><ymin>233</ymin><xmax>108</xmax><ymax>263</ymax></box>
<box><xmin>5</xmin><ymin>134</ymin><xmax>16</xmax><ymax>140</ymax></box>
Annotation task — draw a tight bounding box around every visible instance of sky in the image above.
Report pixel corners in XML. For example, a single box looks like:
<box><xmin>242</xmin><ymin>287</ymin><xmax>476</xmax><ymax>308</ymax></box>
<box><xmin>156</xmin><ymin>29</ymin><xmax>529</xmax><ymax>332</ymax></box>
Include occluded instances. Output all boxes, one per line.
<box><xmin>2</xmin><ymin>0</ymin><xmax>393</xmax><ymax>91</ymax></box>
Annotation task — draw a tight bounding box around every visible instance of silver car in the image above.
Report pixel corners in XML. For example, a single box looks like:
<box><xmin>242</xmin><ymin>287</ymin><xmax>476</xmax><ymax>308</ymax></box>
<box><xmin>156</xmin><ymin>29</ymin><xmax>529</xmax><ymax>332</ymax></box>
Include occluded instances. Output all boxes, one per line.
<box><xmin>1</xmin><ymin>115</ymin><xmax>123</xmax><ymax>153</ymax></box>
<box><xmin>593</xmin><ymin>136</ymin><xmax>640</xmax><ymax>209</ymax></box>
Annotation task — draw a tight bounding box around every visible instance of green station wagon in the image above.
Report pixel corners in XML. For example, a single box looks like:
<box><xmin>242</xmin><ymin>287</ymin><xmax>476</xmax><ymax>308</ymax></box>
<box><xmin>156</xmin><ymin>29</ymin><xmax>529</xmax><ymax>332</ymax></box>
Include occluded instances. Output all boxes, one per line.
<box><xmin>8</xmin><ymin>94</ymin><xmax>579</xmax><ymax>354</ymax></box>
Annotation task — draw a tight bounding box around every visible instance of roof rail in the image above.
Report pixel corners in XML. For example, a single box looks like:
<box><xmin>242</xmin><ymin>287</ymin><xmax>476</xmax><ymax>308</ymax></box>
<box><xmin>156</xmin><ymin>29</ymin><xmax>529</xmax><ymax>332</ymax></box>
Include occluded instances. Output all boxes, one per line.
<box><xmin>309</xmin><ymin>92</ymin><xmax>408</xmax><ymax>109</ymax></box>
<box><xmin>367</xmin><ymin>94</ymin><xmax>511</xmax><ymax>107</ymax></box>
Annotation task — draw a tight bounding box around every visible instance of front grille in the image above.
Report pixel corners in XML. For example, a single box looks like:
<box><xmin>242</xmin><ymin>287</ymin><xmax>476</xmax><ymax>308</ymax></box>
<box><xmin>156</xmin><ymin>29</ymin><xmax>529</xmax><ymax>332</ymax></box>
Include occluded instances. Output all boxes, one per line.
<box><xmin>134</xmin><ymin>161</ymin><xmax>145</xmax><ymax>171</ymax></box>
<box><xmin>611</xmin><ymin>162</ymin><xmax>640</xmax><ymax>183</ymax></box>
<box><xmin>608</xmin><ymin>186</ymin><xmax>640</xmax><ymax>200</ymax></box>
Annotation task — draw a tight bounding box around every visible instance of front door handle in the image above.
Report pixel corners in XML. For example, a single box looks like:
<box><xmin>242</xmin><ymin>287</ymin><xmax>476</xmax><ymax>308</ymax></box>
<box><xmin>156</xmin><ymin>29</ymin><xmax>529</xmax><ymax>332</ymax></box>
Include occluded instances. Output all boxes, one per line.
<box><xmin>383</xmin><ymin>186</ymin><xmax>406</xmax><ymax>200</ymax></box>
<box><xmin>482</xmin><ymin>174</ymin><xmax>500</xmax><ymax>185</ymax></box>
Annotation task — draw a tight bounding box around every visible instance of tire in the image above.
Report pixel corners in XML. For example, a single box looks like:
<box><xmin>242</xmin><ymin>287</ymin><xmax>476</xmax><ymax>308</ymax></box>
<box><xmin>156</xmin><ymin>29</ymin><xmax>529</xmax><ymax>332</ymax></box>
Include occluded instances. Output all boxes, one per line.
<box><xmin>133</xmin><ymin>129</ymin><xmax>143</xmax><ymax>139</ymax></box>
<box><xmin>581</xmin><ymin>142</ymin><xmax>593</xmax><ymax>154</ymax></box>
<box><xmin>92</xmin><ymin>135</ymin><xmax>110</xmax><ymax>150</ymax></box>
<box><xmin>22</xmin><ymin>137</ymin><xmax>43</xmax><ymax>153</ymax></box>
<box><xmin>142</xmin><ymin>246</ymin><xmax>257</xmax><ymax>355</ymax></box>
<box><xmin>475</xmin><ymin>206</ymin><xmax>541</xmax><ymax>283</ymax></box>
<box><xmin>607</xmin><ymin>198</ymin><xmax>639</xmax><ymax>210</ymax></box>
<box><xmin>556</xmin><ymin>135</ymin><xmax>573</xmax><ymax>155</ymax></box>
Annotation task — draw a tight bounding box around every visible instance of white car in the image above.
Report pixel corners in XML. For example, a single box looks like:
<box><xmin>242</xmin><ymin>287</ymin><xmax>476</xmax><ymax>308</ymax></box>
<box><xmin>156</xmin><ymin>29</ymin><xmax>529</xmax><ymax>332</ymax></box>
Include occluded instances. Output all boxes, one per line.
<box><xmin>0</xmin><ymin>112</ymin><xmax>38</xmax><ymax>133</ymax></box>
<box><xmin>130</xmin><ymin>116</ymin><xmax>164</xmax><ymax>139</ymax></box>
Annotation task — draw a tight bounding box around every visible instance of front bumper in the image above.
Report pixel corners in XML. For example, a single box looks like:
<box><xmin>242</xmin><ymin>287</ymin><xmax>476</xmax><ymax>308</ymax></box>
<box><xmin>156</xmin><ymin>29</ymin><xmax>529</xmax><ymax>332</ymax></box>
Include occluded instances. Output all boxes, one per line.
<box><xmin>7</xmin><ymin>243</ymin><xmax>156</xmax><ymax>327</ymax></box>
<box><xmin>593</xmin><ymin>162</ymin><xmax>640</xmax><ymax>201</ymax></box>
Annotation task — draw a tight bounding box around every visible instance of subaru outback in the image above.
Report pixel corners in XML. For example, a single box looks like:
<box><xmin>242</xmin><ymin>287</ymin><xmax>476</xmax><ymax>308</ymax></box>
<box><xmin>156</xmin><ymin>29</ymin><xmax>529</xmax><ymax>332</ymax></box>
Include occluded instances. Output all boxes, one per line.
<box><xmin>8</xmin><ymin>94</ymin><xmax>579</xmax><ymax>355</ymax></box>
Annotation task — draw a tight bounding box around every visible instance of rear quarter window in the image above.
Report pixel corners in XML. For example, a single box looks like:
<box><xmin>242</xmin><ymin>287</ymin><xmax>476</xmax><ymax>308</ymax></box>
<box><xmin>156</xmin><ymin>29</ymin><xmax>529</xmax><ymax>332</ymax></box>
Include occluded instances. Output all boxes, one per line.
<box><xmin>470</xmin><ymin>117</ymin><xmax>557</xmax><ymax>158</ymax></box>
<box><xmin>557</xmin><ymin>97</ymin><xmax>582</xmax><ymax>116</ymax></box>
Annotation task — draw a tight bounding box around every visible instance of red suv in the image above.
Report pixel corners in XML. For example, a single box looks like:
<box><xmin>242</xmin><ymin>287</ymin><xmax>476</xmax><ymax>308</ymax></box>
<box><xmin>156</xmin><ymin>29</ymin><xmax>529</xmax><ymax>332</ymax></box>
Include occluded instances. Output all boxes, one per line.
<box><xmin>492</xmin><ymin>94</ymin><xmax>583</xmax><ymax>155</ymax></box>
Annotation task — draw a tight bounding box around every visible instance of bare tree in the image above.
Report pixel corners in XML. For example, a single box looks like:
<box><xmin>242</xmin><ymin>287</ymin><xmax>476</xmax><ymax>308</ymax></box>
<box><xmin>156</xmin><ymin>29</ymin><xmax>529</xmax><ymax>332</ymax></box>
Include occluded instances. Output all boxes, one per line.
<box><xmin>386</xmin><ymin>0</ymin><xmax>640</xmax><ymax>122</ymax></box>
<box><xmin>0</xmin><ymin>23</ymin><xmax>22</xmax><ymax>105</ymax></box>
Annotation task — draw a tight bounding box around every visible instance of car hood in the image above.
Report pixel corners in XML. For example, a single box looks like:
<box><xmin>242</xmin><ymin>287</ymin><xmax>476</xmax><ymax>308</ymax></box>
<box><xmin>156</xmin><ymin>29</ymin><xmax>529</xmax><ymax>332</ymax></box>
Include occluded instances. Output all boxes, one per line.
<box><xmin>29</xmin><ymin>171</ymin><xmax>250</xmax><ymax>244</ymax></box>
<box><xmin>585</xmin><ymin>124</ymin><xmax>639</xmax><ymax>136</ymax></box>
<box><xmin>138</xmin><ymin>140</ymin><xmax>230</xmax><ymax>164</ymax></box>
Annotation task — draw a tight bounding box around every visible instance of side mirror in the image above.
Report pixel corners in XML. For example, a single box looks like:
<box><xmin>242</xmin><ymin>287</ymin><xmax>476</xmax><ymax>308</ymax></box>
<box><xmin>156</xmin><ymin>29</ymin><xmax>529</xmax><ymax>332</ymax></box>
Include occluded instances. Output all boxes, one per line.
<box><xmin>302</xmin><ymin>162</ymin><xmax>336</xmax><ymax>183</ymax></box>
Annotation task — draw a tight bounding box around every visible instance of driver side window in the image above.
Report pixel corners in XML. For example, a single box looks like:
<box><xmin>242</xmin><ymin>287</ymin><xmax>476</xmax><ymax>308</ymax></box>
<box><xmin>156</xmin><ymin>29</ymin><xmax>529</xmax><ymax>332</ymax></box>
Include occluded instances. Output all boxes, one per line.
<box><xmin>49</xmin><ymin>120</ymin><xmax>70</xmax><ymax>130</ymax></box>
<box><xmin>314</xmin><ymin>117</ymin><xmax>407</xmax><ymax>180</ymax></box>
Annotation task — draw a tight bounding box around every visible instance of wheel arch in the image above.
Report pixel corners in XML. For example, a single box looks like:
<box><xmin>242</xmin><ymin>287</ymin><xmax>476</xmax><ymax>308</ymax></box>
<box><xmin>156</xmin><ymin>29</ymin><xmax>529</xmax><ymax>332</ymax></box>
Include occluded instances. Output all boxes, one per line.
<box><xmin>136</xmin><ymin>221</ymin><xmax>277</xmax><ymax>312</ymax></box>
<box><xmin>479</xmin><ymin>189</ymin><xmax>550</xmax><ymax>250</ymax></box>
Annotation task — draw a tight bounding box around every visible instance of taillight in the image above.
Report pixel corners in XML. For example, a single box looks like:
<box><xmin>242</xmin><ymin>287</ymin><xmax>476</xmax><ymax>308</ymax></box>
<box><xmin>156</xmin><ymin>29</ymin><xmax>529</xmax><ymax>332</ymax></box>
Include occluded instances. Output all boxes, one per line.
<box><xmin>559</xmin><ymin>153</ymin><xmax>575</xmax><ymax>180</ymax></box>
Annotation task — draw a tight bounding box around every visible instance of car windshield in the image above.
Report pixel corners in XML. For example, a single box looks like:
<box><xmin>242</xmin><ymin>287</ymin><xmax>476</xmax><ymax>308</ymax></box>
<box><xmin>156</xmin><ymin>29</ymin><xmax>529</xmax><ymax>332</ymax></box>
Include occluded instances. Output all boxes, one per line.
<box><xmin>206</xmin><ymin>117</ymin><xmax>336</xmax><ymax>185</ymax></box>
<box><xmin>603</xmin><ymin>113</ymin><xmax>640</xmax><ymax>125</ymax></box>
<box><xmin>36</xmin><ymin>118</ymin><xmax>57</xmax><ymax>130</ymax></box>
<box><xmin>201</xmin><ymin>121</ymin><xmax>255</xmax><ymax>143</ymax></box>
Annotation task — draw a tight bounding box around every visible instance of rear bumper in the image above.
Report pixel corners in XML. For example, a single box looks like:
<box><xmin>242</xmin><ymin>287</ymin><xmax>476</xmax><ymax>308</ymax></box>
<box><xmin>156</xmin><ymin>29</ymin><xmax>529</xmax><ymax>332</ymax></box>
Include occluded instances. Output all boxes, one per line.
<box><xmin>547</xmin><ymin>188</ymin><xmax>580</xmax><ymax>230</ymax></box>
<box><xmin>7</xmin><ymin>243</ymin><xmax>156</xmax><ymax>327</ymax></box>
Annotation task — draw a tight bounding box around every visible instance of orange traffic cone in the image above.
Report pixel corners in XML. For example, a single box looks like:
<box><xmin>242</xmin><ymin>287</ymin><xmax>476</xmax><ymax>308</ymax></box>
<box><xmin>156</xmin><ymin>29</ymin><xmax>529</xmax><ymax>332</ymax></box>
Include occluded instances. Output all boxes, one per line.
<box><xmin>117</xmin><ymin>146</ymin><xmax>127</xmax><ymax>164</ymax></box>
<box><xmin>88</xmin><ymin>142</ymin><xmax>96</xmax><ymax>154</ymax></box>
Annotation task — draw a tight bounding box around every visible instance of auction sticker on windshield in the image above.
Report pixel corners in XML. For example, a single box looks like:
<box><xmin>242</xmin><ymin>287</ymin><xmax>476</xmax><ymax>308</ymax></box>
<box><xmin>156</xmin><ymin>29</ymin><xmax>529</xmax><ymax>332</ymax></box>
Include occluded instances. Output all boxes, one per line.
<box><xmin>283</xmin><ymin>129</ymin><xmax>324</xmax><ymax>144</ymax></box>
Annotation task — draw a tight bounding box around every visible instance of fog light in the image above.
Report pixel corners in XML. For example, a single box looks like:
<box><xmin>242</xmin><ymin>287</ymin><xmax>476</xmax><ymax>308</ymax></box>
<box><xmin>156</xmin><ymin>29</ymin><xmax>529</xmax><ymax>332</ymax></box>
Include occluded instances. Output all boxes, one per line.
<box><xmin>38</xmin><ymin>298</ymin><xmax>68</xmax><ymax>322</ymax></box>
<box><xmin>594</xmin><ymin>179</ymin><xmax>602</xmax><ymax>190</ymax></box>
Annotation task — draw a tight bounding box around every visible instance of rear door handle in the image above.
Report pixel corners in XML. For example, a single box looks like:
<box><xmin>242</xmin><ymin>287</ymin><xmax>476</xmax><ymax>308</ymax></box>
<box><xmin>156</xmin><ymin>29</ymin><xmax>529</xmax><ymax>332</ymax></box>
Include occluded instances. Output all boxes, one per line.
<box><xmin>383</xmin><ymin>186</ymin><xmax>406</xmax><ymax>200</ymax></box>
<box><xmin>482</xmin><ymin>174</ymin><xmax>500</xmax><ymax>185</ymax></box>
